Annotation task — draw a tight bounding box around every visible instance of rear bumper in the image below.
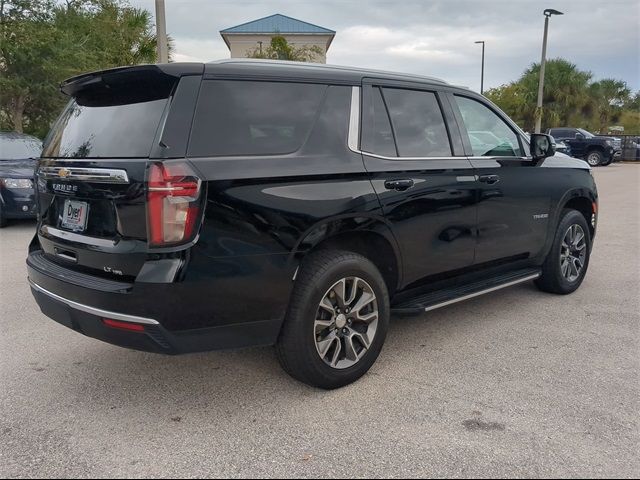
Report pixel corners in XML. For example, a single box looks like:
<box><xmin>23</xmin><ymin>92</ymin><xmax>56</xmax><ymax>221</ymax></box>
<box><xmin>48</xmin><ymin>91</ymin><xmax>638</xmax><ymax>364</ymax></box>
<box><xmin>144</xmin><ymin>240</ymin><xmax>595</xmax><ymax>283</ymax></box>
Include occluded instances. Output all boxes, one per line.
<box><xmin>29</xmin><ymin>279</ymin><xmax>281</xmax><ymax>354</ymax></box>
<box><xmin>27</xmin><ymin>251</ymin><xmax>284</xmax><ymax>354</ymax></box>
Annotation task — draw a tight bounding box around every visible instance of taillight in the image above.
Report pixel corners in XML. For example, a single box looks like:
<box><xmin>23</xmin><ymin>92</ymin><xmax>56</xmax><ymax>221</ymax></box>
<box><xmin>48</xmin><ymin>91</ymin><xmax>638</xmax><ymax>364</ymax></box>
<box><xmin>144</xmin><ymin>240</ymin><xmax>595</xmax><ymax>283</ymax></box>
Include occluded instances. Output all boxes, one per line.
<box><xmin>147</xmin><ymin>162</ymin><xmax>202</xmax><ymax>247</ymax></box>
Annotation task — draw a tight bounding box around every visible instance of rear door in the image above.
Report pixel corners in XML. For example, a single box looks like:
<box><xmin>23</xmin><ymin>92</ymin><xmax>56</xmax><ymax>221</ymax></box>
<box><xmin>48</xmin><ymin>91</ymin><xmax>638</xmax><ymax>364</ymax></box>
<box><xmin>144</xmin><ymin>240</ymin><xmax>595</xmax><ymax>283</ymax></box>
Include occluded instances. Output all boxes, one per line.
<box><xmin>450</xmin><ymin>93</ymin><xmax>551</xmax><ymax>265</ymax></box>
<box><xmin>35</xmin><ymin>67</ymin><xmax>201</xmax><ymax>280</ymax></box>
<box><xmin>360</xmin><ymin>81</ymin><xmax>477</xmax><ymax>287</ymax></box>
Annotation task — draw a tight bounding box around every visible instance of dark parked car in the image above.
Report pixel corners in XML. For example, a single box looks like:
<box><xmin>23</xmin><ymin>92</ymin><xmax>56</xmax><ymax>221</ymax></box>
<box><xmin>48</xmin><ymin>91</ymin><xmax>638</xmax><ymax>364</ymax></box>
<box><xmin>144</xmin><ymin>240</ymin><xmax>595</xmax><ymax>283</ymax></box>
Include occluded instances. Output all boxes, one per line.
<box><xmin>27</xmin><ymin>61</ymin><xmax>598</xmax><ymax>389</ymax></box>
<box><xmin>548</xmin><ymin>127</ymin><xmax>619</xmax><ymax>166</ymax></box>
<box><xmin>0</xmin><ymin>131</ymin><xmax>41</xmax><ymax>227</ymax></box>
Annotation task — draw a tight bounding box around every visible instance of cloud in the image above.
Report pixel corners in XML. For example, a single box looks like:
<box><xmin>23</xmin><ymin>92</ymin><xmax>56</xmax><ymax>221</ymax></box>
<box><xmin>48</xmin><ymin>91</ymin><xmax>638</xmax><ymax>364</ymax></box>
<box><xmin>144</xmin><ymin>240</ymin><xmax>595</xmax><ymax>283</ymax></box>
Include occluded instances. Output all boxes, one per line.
<box><xmin>131</xmin><ymin>0</ymin><xmax>640</xmax><ymax>91</ymax></box>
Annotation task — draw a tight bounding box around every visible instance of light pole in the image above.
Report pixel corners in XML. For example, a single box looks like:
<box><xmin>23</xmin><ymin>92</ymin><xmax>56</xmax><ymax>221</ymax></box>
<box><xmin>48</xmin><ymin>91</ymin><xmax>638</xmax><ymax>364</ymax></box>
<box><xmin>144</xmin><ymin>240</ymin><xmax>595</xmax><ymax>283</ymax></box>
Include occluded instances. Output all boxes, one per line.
<box><xmin>475</xmin><ymin>40</ymin><xmax>485</xmax><ymax>95</ymax></box>
<box><xmin>535</xmin><ymin>8</ymin><xmax>563</xmax><ymax>133</ymax></box>
<box><xmin>155</xmin><ymin>0</ymin><xmax>169</xmax><ymax>63</ymax></box>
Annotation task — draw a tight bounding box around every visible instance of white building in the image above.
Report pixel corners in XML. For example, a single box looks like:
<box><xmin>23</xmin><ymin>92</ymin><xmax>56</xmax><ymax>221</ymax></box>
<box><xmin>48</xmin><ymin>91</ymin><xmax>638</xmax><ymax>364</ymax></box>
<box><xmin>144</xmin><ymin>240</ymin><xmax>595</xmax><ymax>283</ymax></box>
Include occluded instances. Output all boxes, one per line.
<box><xmin>220</xmin><ymin>14</ymin><xmax>336</xmax><ymax>64</ymax></box>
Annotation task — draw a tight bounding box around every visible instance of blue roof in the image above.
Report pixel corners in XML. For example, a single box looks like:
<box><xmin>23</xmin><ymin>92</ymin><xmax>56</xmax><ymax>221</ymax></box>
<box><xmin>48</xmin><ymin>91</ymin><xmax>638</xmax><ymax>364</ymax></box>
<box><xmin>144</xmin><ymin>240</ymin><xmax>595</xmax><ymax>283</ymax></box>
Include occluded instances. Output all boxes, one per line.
<box><xmin>221</xmin><ymin>14</ymin><xmax>335</xmax><ymax>34</ymax></box>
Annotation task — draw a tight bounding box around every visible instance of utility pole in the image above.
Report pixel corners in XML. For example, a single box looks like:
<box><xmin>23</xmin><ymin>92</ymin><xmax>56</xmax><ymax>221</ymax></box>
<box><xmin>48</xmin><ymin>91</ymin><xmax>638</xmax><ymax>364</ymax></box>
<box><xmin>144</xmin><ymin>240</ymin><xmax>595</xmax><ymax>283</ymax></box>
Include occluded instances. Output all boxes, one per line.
<box><xmin>535</xmin><ymin>9</ymin><xmax>563</xmax><ymax>133</ymax></box>
<box><xmin>155</xmin><ymin>0</ymin><xmax>168</xmax><ymax>63</ymax></box>
<box><xmin>475</xmin><ymin>41</ymin><xmax>485</xmax><ymax>95</ymax></box>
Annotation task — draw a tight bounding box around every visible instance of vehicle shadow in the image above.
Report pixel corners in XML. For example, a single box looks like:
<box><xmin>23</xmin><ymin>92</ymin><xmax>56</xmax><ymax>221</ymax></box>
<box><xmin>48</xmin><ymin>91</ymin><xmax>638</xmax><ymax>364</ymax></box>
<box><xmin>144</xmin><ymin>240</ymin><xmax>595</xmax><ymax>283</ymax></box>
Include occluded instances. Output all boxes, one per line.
<box><xmin>52</xmin><ymin>282</ymin><xmax>547</xmax><ymax>417</ymax></box>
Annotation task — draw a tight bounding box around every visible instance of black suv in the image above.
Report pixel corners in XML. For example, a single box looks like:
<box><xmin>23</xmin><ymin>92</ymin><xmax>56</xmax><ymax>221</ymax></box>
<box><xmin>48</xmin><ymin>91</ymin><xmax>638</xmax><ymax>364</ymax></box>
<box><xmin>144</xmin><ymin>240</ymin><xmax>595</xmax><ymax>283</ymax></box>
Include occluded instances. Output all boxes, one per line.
<box><xmin>548</xmin><ymin>127</ymin><xmax>619</xmax><ymax>166</ymax></box>
<box><xmin>28</xmin><ymin>60</ymin><xmax>598</xmax><ymax>389</ymax></box>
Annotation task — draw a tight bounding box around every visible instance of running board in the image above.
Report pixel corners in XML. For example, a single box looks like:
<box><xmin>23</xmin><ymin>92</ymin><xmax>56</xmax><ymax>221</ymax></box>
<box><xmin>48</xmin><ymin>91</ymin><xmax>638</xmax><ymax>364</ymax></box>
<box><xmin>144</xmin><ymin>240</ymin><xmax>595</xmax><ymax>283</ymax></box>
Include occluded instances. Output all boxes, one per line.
<box><xmin>391</xmin><ymin>268</ymin><xmax>541</xmax><ymax>315</ymax></box>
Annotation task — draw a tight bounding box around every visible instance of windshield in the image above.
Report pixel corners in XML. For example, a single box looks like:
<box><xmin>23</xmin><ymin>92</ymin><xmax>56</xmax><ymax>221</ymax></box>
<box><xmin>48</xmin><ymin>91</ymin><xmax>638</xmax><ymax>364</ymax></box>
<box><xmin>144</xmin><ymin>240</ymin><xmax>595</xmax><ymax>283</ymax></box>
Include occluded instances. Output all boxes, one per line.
<box><xmin>577</xmin><ymin>128</ymin><xmax>595</xmax><ymax>138</ymax></box>
<box><xmin>0</xmin><ymin>137</ymin><xmax>42</xmax><ymax>160</ymax></box>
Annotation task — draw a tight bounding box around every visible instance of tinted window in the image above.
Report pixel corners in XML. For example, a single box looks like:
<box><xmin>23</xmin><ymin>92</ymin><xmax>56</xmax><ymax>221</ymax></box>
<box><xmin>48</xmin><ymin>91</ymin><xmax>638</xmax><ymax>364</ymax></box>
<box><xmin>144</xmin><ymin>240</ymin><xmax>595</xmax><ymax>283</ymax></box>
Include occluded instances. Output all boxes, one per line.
<box><xmin>189</xmin><ymin>81</ymin><xmax>327</xmax><ymax>157</ymax></box>
<box><xmin>42</xmin><ymin>98</ymin><xmax>167</xmax><ymax>158</ymax></box>
<box><xmin>455</xmin><ymin>96</ymin><xmax>523</xmax><ymax>157</ymax></box>
<box><xmin>1</xmin><ymin>137</ymin><xmax>41</xmax><ymax>160</ymax></box>
<box><xmin>382</xmin><ymin>88</ymin><xmax>451</xmax><ymax>157</ymax></box>
<box><xmin>363</xmin><ymin>87</ymin><xmax>397</xmax><ymax>157</ymax></box>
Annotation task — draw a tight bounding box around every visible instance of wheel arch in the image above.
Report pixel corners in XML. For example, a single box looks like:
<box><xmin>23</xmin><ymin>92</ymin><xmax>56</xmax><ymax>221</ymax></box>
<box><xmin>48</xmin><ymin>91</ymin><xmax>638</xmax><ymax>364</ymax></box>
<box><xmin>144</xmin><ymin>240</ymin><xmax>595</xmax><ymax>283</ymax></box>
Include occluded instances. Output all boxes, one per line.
<box><xmin>291</xmin><ymin>215</ymin><xmax>403</xmax><ymax>297</ymax></box>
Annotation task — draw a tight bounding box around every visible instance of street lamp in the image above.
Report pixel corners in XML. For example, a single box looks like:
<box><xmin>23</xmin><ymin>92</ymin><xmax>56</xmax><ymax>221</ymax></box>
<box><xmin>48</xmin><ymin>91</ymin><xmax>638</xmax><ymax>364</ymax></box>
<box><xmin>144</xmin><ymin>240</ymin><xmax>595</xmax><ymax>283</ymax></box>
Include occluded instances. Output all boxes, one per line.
<box><xmin>535</xmin><ymin>8</ymin><xmax>564</xmax><ymax>133</ymax></box>
<box><xmin>155</xmin><ymin>0</ymin><xmax>169</xmax><ymax>63</ymax></box>
<box><xmin>475</xmin><ymin>41</ymin><xmax>485</xmax><ymax>95</ymax></box>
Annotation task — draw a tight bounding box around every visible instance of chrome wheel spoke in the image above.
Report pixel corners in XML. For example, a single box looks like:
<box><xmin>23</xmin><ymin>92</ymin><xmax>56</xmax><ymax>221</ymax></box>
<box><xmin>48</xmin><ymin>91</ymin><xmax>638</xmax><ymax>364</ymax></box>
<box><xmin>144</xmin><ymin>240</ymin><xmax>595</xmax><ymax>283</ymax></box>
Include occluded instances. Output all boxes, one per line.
<box><xmin>330</xmin><ymin>339</ymin><xmax>342</xmax><ymax>367</ymax></box>
<box><xmin>343</xmin><ymin>335</ymin><xmax>358</xmax><ymax>361</ymax></box>
<box><xmin>319</xmin><ymin>296</ymin><xmax>335</xmax><ymax>315</ymax></box>
<box><xmin>344</xmin><ymin>278</ymin><xmax>359</xmax><ymax>306</ymax></box>
<box><xmin>317</xmin><ymin>334</ymin><xmax>337</xmax><ymax>358</ymax></box>
<box><xmin>357</xmin><ymin>311</ymin><xmax>378</xmax><ymax>324</ymax></box>
<box><xmin>351</xmin><ymin>330</ymin><xmax>371</xmax><ymax>350</ymax></box>
<box><xmin>352</xmin><ymin>291</ymin><xmax>375</xmax><ymax>316</ymax></box>
<box><xmin>314</xmin><ymin>318</ymin><xmax>333</xmax><ymax>333</ymax></box>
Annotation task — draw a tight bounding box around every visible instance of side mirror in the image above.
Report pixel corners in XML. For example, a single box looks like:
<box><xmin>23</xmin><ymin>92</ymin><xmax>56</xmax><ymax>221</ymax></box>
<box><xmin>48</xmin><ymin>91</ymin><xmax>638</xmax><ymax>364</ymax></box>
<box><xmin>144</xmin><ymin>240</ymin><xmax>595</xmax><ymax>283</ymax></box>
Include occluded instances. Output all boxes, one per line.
<box><xmin>530</xmin><ymin>133</ymin><xmax>556</xmax><ymax>160</ymax></box>
<box><xmin>575</xmin><ymin>133</ymin><xmax>585</xmax><ymax>140</ymax></box>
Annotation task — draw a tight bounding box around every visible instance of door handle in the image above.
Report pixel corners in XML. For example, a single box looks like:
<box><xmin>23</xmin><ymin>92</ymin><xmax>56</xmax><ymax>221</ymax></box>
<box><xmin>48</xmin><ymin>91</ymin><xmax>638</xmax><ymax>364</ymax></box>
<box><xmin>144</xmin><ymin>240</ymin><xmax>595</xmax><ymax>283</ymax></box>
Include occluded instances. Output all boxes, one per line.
<box><xmin>479</xmin><ymin>174</ymin><xmax>500</xmax><ymax>185</ymax></box>
<box><xmin>384</xmin><ymin>179</ymin><xmax>415</xmax><ymax>191</ymax></box>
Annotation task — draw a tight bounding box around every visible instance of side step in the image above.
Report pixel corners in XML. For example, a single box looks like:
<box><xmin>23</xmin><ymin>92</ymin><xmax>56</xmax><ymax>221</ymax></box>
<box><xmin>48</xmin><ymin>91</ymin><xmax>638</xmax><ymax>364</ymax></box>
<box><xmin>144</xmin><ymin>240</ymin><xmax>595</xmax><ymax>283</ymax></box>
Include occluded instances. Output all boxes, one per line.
<box><xmin>391</xmin><ymin>268</ymin><xmax>541</xmax><ymax>315</ymax></box>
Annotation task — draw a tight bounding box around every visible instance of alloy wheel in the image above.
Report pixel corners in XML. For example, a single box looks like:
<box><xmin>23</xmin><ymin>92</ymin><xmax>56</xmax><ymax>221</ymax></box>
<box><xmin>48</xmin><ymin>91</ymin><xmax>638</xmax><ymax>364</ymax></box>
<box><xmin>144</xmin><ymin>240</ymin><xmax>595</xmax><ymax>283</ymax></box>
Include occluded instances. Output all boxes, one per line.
<box><xmin>560</xmin><ymin>224</ymin><xmax>587</xmax><ymax>282</ymax></box>
<box><xmin>587</xmin><ymin>152</ymin><xmax>601</xmax><ymax>166</ymax></box>
<box><xmin>313</xmin><ymin>277</ymin><xmax>379</xmax><ymax>369</ymax></box>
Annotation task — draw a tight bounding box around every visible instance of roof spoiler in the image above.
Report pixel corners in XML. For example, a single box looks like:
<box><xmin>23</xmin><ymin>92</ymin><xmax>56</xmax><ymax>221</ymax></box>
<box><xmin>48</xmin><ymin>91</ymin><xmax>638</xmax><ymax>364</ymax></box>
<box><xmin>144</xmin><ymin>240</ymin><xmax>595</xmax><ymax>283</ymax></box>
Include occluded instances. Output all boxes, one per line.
<box><xmin>60</xmin><ymin>63</ymin><xmax>204</xmax><ymax>96</ymax></box>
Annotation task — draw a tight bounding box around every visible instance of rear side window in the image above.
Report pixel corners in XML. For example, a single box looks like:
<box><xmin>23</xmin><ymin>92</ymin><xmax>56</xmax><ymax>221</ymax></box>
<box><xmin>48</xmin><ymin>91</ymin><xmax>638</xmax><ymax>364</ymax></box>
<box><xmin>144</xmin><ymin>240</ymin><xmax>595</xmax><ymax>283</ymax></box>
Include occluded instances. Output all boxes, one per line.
<box><xmin>188</xmin><ymin>81</ymin><xmax>327</xmax><ymax>157</ymax></box>
<box><xmin>362</xmin><ymin>87</ymin><xmax>397</xmax><ymax>157</ymax></box>
<box><xmin>382</xmin><ymin>88</ymin><xmax>451</xmax><ymax>157</ymax></box>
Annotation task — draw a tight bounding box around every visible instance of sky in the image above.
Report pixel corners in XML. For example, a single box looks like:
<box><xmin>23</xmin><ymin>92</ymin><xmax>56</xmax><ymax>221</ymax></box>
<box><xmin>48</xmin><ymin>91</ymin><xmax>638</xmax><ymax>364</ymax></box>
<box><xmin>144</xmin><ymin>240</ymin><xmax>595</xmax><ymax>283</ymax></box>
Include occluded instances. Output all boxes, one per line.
<box><xmin>130</xmin><ymin>0</ymin><xmax>640</xmax><ymax>93</ymax></box>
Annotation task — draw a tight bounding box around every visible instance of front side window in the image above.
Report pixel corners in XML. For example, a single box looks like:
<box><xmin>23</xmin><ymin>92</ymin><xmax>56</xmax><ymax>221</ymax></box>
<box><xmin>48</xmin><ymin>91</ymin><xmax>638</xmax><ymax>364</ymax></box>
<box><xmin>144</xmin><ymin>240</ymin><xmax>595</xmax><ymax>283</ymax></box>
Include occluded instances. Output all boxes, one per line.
<box><xmin>455</xmin><ymin>96</ymin><xmax>523</xmax><ymax>157</ymax></box>
<box><xmin>188</xmin><ymin>81</ymin><xmax>327</xmax><ymax>157</ymax></box>
<box><xmin>382</xmin><ymin>88</ymin><xmax>451</xmax><ymax>157</ymax></box>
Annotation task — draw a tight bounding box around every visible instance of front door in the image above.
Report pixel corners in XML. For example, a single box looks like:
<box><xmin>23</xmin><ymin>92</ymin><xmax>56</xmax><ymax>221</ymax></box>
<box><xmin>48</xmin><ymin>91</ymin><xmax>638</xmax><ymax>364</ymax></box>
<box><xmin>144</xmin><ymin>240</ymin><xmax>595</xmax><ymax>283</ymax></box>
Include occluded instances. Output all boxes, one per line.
<box><xmin>360</xmin><ymin>82</ymin><xmax>477</xmax><ymax>287</ymax></box>
<box><xmin>450</xmin><ymin>94</ymin><xmax>551</xmax><ymax>265</ymax></box>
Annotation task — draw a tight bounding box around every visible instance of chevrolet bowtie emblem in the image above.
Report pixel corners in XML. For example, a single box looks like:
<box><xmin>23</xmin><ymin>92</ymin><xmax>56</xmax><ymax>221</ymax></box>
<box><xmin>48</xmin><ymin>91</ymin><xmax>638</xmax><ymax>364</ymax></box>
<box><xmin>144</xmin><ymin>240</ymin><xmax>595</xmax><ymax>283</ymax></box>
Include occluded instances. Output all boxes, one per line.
<box><xmin>58</xmin><ymin>168</ymin><xmax>71</xmax><ymax>178</ymax></box>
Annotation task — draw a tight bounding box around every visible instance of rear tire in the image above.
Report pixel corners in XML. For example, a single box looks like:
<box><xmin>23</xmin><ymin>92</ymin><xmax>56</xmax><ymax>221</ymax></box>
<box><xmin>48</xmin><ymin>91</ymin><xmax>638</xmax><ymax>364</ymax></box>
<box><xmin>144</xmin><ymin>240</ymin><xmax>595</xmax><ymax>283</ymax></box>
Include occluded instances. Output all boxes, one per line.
<box><xmin>585</xmin><ymin>150</ymin><xmax>603</xmax><ymax>167</ymax></box>
<box><xmin>276</xmin><ymin>250</ymin><xmax>390</xmax><ymax>390</ymax></box>
<box><xmin>535</xmin><ymin>209</ymin><xmax>591</xmax><ymax>294</ymax></box>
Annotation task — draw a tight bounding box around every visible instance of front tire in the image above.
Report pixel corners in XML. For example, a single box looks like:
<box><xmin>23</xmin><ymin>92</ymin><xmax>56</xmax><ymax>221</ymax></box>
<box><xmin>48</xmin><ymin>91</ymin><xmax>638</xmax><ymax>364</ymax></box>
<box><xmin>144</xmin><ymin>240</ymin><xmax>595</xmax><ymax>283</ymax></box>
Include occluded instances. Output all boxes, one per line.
<box><xmin>0</xmin><ymin>208</ymin><xmax>7</xmax><ymax>228</ymax></box>
<box><xmin>276</xmin><ymin>250</ymin><xmax>390</xmax><ymax>389</ymax></box>
<box><xmin>536</xmin><ymin>209</ymin><xmax>592</xmax><ymax>294</ymax></box>
<box><xmin>586</xmin><ymin>150</ymin><xmax>603</xmax><ymax>167</ymax></box>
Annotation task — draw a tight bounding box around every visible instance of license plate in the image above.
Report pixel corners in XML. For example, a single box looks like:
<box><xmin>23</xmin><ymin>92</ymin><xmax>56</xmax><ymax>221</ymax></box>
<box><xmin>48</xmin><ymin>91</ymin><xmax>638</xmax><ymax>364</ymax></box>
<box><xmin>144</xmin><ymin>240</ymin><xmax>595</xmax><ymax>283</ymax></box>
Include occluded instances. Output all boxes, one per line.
<box><xmin>61</xmin><ymin>199</ymin><xmax>89</xmax><ymax>232</ymax></box>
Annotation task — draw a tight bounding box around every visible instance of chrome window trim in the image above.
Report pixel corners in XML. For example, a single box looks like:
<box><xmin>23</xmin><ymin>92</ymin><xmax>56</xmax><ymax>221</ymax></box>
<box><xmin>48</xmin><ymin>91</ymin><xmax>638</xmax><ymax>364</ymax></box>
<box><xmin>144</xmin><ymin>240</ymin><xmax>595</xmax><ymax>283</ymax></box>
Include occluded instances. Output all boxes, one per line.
<box><xmin>348</xmin><ymin>85</ymin><xmax>471</xmax><ymax>162</ymax></box>
<box><xmin>28</xmin><ymin>279</ymin><xmax>160</xmax><ymax>326</ymax></box>
<box><xmin>38</xmin><ymin>166</ymin><xmax>130</xmax><ymax>184</ymax></box>
<box><xmin>348</xmin><ymin>86</ymin><xmax>361</xmax><ymax>152</ymax></box>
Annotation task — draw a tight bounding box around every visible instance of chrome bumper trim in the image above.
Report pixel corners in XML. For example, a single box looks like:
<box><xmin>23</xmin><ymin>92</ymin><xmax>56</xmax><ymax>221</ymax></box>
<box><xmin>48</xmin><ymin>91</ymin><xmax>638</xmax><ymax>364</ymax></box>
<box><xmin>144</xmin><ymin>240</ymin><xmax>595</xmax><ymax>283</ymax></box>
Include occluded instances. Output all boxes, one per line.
<box><xmin>28</xmin><ymin>279</ymin><xmax>159</xmax><ymax>325</ymax></box>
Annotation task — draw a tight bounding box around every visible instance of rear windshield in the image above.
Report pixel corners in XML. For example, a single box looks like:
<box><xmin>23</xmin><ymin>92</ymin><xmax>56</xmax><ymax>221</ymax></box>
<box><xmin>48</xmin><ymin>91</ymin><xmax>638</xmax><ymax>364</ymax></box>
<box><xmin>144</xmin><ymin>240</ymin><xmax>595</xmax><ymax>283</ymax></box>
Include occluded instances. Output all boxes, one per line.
<box><xmin>188</xmin><ymin>80</ymin><xmax>327</xmax><ymax>157</ymax></box>
<box><xmin>42</xmin><ymin>97</ymin><xmax>168</xmax><ymax>158</ymax></box>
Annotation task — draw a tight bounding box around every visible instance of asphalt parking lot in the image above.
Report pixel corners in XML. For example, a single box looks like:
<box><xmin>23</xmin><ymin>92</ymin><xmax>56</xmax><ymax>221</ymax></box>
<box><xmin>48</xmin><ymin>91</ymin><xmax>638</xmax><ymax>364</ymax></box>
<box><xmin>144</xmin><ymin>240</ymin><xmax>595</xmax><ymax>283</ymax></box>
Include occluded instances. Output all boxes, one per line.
<box><xmin>1</xmin><ymin>163</ymin><xmax>638</xmax><ymax>478</ymax></box>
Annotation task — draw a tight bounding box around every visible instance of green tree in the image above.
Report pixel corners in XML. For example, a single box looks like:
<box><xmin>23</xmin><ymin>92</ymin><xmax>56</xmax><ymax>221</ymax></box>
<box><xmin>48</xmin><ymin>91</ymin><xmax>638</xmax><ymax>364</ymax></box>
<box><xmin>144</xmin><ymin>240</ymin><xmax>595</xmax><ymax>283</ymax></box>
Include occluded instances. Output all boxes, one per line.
<box><xmin>588</xmin><ymin>79</ymin><xmax>631</xmax><ymax>132</ymax></box>
<box><xmin>487</xmin><ymin>58</ymin><xmax>638</xmax><ymax>133</ymax></box>
<box><xmin>0</xmin><ymin>0</ymin><xmax>169</xmax><ymax>137</ymax></box>
<box><xmin>247</xmin><ymin>35</ymin><xmax>323</xmax><ymax>62</ymax></box>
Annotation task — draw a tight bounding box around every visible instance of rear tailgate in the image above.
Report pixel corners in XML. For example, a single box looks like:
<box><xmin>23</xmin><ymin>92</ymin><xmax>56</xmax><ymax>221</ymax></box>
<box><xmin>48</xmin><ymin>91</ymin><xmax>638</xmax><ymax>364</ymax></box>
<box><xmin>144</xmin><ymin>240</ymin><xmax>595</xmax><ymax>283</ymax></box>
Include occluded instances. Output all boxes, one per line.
<box><xmin>34</xmin><ymin>64</ymin><xmax>203</xmax><ymax>281</ymax></box>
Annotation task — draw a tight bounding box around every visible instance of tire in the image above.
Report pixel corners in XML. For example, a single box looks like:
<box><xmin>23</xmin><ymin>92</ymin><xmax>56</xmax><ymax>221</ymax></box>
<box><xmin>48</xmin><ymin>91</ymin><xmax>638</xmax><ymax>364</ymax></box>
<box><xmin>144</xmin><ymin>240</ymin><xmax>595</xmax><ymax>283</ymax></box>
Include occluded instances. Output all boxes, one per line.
<box><xmin>0</xmin><ymin>208</ymin><xmax>7</xmax><ymax>228</ymax></box>
<box><xmin>585</xmin><ymin>150</ymin><xmax>603</xmax><ymax>167</ymax></box>
<box><xmin>535</xmin><ymin>209</ymin><xmax>592</xmax><ymax>294</ymax></box>
<box><xmin>601</xmin><ymin>156</ymin><xmax>613</xmax><ymax>166</ymax></box>
<box><xmin>276</xmin><ymin>249</ymin><xmax>390</xmax><ymax>389</ymax></box>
